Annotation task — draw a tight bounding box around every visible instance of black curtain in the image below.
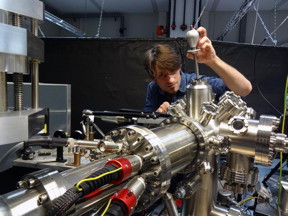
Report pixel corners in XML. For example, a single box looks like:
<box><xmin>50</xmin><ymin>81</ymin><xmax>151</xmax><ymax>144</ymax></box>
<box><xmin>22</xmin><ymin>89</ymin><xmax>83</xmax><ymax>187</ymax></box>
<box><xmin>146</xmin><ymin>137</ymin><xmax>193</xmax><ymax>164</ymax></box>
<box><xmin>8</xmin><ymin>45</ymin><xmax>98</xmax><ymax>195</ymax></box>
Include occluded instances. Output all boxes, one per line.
<box><xmin>39</xmin><ymin>38</ymin><xmax>288</xmax><ymax>133</ymax></box>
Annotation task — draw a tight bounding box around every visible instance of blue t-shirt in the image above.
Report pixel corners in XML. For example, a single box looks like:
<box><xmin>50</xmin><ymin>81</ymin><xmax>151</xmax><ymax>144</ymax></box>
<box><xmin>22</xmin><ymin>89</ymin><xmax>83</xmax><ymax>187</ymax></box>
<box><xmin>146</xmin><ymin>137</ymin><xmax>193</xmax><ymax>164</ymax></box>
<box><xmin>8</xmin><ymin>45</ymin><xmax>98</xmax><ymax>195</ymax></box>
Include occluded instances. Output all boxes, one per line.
<box><xmin>143</xmin><ymin>71</ymin><xmax>228</xmax><ymax>112</ymax></box>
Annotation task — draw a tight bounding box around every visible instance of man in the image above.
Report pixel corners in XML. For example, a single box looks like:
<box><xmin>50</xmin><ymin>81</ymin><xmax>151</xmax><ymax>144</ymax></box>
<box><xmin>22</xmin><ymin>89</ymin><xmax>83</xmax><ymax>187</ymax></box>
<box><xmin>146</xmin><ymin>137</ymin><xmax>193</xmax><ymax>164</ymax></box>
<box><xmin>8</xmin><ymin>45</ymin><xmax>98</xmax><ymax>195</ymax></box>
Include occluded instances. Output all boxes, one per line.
<box><xmin>143</xmin><ymin>27</ymin><xmax>252</xmax><ymax>113</ymax></box>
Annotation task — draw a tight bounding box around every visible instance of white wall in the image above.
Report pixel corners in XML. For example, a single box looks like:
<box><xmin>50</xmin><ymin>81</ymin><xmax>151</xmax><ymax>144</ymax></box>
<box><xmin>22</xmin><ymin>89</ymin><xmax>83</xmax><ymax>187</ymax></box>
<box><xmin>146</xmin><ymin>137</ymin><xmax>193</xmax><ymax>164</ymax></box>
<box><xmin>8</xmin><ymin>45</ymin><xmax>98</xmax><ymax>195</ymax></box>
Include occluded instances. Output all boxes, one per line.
<box><xmin>39</xmin><ymin>1</ymin><xmax>288</xmax><ymax>47</ymax></box>
<box><xmin>40</xmin><ymin>13</ymin><xmax>160</xmax><ymax>38</ymax></box>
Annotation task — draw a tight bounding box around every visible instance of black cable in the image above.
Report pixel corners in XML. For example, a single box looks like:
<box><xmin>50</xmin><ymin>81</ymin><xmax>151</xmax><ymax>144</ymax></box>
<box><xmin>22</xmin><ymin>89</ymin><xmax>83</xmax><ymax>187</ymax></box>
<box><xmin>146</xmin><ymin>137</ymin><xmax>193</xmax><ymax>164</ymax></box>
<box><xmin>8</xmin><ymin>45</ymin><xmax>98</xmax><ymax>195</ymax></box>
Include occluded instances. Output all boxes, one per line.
<box><xmin>171</xmin><ymin>0</ymin><xmax>176</xmax><ymax>30</ymax></box>
<box><xmin>79</xmin><ymin>164</ymin><xmax>121</xmax><ymax>196</ymax></box>
<box><xmin>193</xmin><ymin>0</ymin><xmax>196</xmax><ymax>26</ymax></box>
<box><xmin>253</xmin><ymin>38</ymin><xmax>283</xmax><ymax>116</ymax></box>
<box><xmin>180</xmin><ymin>0</ymin><xmax>187</xmax><ymax>31</ymax></box>
<box><xmin>262</xmin><ymin>154</ymin><xmax>288</xmax><ymax>187</ymax></box>
<box><xmin>198</xmin><ymin>0</ymin><xmax>202</xmax><ymax>27</ymax></box>
<box><xmin>46</xmin><ymin>187</ymin><xmax>83</xmax><ymax>216</ymax></box>
<box><xmin>105</xmin><ymin>201</ymin><xmax>126</xmax><ymax>216</ymax></box>
<box><xmin>46</xmin><ymin>164</ymin><xmax>121</xmax><ymax>216</ymax></box>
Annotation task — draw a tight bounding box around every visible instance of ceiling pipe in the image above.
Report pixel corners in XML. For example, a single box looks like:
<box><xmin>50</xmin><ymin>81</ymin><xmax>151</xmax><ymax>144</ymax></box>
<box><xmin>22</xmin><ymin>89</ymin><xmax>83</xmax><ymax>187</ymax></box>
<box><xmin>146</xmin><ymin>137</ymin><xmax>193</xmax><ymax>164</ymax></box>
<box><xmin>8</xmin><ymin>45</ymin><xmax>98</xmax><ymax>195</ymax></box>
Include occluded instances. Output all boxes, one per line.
<box><xmin>198</xmin><ymin>0</ymin><xmax>202</xmax><ymax>27</ymax></box>
<box><xmin>171</xmin><ymin>0</ymin><xmax>176</xmax><ymax>30</ymax></box>
<box><xmin>180</xmin><ymin>0</ymin><xmax>187</xmax><ymax>31</ymax></box>
<box><xmin>166</xmin><ymin>0</ymin><xmax>171</xmax><ymax>37</ymax></box>
<box><xmin>192</xmin><ymin>0</ymin><xmax>197</xmax><ymax>27</ymax></box>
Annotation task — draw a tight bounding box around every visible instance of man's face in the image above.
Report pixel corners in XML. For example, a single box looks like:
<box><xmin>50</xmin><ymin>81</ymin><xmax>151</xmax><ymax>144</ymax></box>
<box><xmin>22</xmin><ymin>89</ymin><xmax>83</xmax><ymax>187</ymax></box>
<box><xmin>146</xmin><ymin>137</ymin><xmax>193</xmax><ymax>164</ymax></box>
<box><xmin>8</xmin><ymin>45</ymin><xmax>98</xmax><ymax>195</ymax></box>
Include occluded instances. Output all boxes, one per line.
<box><xmin>153</xmin><ymin>65</ymin><xmax>181</xmax><ymax>95</ymax></box>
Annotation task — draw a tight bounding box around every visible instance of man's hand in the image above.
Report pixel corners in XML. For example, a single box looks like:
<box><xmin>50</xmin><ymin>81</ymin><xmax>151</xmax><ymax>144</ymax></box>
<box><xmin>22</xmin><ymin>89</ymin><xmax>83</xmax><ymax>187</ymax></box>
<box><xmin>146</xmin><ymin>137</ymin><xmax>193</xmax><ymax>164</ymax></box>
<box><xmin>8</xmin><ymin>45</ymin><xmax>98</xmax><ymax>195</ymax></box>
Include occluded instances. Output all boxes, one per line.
<box><xmin>186</xmin><ymin>27</ymin><xmax>216</xmax><ymax>65</ymax></box>
<box><xmin>156</xmin><ymin>102</ymin><xmax>170</xmax><ymax>113</ymax></box>
<box><xmin>186</xmin><ymin>26</ymin><xmax>252</xmax><ymax>97</ymax></box>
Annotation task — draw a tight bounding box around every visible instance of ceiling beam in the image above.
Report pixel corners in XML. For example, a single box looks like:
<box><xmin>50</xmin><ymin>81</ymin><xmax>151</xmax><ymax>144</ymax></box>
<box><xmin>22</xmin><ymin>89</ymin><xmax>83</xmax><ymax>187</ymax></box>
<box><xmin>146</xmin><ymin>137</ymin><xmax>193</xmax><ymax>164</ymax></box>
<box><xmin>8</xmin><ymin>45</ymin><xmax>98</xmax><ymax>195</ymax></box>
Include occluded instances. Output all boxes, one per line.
<box><xmin>90</xmin><ymin>0</ymin><xmax>101</xmax><ymax>12</ymax></box>
<box><xmin>211</xmin><ymin>0</ymin><xmax>221</xmax><ymax>11</ymax></box>
<box><xmin>276</xmin><ymin>0</ymin><xmax>288</xmax><ymax>10</ymax></box>
<box><xmin>151</xmin><ymin>0</ymin><xmax>158</xmax><ymax>13</ymax></box>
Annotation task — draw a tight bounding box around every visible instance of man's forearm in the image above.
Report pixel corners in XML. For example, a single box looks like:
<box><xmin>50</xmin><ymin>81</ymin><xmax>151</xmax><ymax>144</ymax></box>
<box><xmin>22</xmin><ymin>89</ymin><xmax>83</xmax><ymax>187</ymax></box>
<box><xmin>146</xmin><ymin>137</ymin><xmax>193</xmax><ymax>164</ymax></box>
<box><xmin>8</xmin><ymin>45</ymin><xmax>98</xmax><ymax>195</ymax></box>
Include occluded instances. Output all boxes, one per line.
<box><xmin>207</xmin><ymin>56</ymin><xmax>252</xmax><ymax>97</ymax></box>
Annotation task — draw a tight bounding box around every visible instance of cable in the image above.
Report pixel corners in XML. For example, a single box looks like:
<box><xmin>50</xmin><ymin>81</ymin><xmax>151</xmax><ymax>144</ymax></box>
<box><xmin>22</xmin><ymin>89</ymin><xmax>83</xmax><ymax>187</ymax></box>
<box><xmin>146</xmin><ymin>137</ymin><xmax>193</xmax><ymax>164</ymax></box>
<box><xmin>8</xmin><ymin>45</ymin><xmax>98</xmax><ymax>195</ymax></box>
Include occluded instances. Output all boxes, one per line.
<box><xmin>194</xmin><ymin>0</ymin><xmax>209</xmax><ymax>28</ymax></box>
<box><xmin>101</xmin><ymin>197</ymin><xmax>113</xmax><ymax>216</ymax></box>
<box><xmin>251</xmin><ymin>0</ymin><xmax>260</xmax><ymax>44</ymax></box>
<box><xmin>277</xmin><ymin>75</ymin><xmax>288</xmax><ymax>216</ymax></box>
<box><xmin>253</xmin><ymin>38</ymin><xmax>283</xmax><ymax>116</ymax></box>
<box><xmin>236</xmin><ymin>196</ymin><xmax>261</xmax><ymax>207</ymax></box>
<box><xmin>76</xmin><ymin>167</ymin><xmax>122</xmax><ymax>191</ymax></box>
<box><xmin>96</xmin><ymin>0</ymin><xmax>105</xmax><ymax>37</ymax></box>
<box><xmin>252</xmin><ymin>4</ymin><xmax>277</xmax><ymax>45</ymax></box>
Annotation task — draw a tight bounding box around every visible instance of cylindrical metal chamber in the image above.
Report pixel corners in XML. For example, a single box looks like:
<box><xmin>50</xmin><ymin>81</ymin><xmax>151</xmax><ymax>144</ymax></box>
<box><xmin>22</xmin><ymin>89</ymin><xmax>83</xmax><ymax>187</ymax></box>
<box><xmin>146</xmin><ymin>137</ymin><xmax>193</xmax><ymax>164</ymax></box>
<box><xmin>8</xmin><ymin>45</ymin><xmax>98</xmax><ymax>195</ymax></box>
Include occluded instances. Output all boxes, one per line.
<box><xmin>151</xmin><ymin>123</ymin><xmax>198</xmax><ymax>175</ymax></box>
<box><xmin>186</xmin><ymin>79</ymin><xmax>212</xmax><ymax>120</ymax></box>
<box><xmin>221</xmin><ymin>153</ymin><xmax>258</xmax><ymax>194</ymax></box>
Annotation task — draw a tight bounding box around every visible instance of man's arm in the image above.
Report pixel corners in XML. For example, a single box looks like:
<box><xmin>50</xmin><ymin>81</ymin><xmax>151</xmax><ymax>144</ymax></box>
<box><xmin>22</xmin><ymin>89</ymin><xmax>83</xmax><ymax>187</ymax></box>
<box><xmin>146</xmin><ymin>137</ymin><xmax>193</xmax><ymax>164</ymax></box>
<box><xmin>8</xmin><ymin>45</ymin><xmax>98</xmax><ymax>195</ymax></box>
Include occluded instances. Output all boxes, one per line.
<box><xmin>187</xmin><ymin>27</ymin><xmax>252</xmax><ymax>97</ymax></box>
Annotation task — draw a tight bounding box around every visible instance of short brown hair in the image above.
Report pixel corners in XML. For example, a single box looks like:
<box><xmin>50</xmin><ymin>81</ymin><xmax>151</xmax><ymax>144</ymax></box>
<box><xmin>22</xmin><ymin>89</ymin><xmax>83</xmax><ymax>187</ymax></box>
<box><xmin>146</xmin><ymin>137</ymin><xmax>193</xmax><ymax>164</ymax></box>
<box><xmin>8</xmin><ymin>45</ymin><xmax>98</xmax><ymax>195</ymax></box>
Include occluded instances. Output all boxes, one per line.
<box><xmin>144</xmin><ymin>44</ymin><xmax>182</xmax><ymax>79</ymax></box>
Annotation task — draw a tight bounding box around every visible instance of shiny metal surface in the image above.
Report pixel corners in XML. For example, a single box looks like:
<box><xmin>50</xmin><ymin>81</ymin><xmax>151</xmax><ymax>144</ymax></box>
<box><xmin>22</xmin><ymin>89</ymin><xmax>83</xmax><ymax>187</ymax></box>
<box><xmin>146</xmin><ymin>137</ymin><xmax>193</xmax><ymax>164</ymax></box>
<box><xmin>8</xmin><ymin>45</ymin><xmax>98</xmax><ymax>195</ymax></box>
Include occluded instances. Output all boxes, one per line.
<box><xmin>184</xmin><ymin>153</ymin><xmax>218</xmax><ymax>216</ymax></box>
<box><xmin>186</xmin><ymin>79</ymin><xmax>212</xmax><ymax>120</ymax></box>
<box><xmin>21</xmin><ymin>169</ymin><xmax>67</xmax><ymax>200</ymax></box>
<box><xmin>151</xmin><ymin>123</ymin><xmax>198</xmax><ymax>175</ymax></box>
<box><xmin>0</xmin><ymin>188</ymin><xmax>45</xmax><ymax>216</ymax></box>
<box><xmin>0</xmin><ymin>9</ymin><xmax>8</xmax><ymax>24</ymax></box>
<box><xmin>124</xmin><ymin>176</ymin><xmax>146</xmax><ymax>199</ymax></box>
<box><xmin>0</xmin><ymin>0</ymin><xmax>43</xmax><ymax>20</ymax></box>
<box><xmin>175</xmin><ymin>174</ymin><xmax>202</xmax><ymax>199</ymax></box>
<box><xmin>163</xmin><ymin>192</ymin><xmax>178</xmax><ymax>216</ymax></box>
<box><xmin>1</xmin><ymin>77</ymin><xmax>287</xmax><ymax>216</ymax></box>
<box><xmin>221</xmin><ymin>153</ymin><xmax>258</xmax><ymax>194</ymax></box>
<box><xmin>281</xmin><ymin>179</ymin><xmax>288</xmax><ymax>215</ymax></box>
<box><xmin>0</xmin><ymin>109</ymin><xmax>47</xmax><ymax>146</ymax></box>
<box><xmin>216</xmin><ymin>91</ymin><xmax>247</xmax><ymax>122</ymax></box>
<box><xmin>31</xmin><ymin>19</ymin><xmax>39</xmax><ymax>109</ymax></box>
<box><xmin>0</xmin><ymin>23</ymin><xmax>27</xmax><ymax>56</ymax></box>
<box><xmin>13</xmin><ymin>73</ymin><xmax>23</xmax><ymax>111</ymax></box>
<box><xmin>0</xmin><ymin>157</ymin><xmax>116</xmax><ymax>216</ymax></box>
<box><xmin>0</xmin><ymin>72</ymin><xmax>7</xmax><ymax>112</ymax></box>
<box><xmin>31</xmin><ymin>59</ymin><xmax>39</xmax><ymax>109</ymax></box>
<box><xmin>61</xmin><ymin>156</ymin><xmax>116</xmax><ymax>187</ymax></box>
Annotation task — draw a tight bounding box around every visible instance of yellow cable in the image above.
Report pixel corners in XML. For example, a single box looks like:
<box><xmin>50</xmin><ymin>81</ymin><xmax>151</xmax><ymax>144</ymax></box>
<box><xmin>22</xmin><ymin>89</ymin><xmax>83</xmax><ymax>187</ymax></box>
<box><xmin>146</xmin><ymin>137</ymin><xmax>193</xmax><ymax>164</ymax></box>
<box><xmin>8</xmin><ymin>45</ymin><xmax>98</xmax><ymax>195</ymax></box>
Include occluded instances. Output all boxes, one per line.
<box><xmin>75</xmin><ymin>167</ymin><xmax>122</xmax><ymax>191</ymax></box>
<box><xmin>277</xmin><ymin>75</ymin><xmax>288</xmax><ymax>215</ymax></box>
<box><xmin>101</xmin><ymin>198</ymin><xmax>113</xmax><ymax>216</ymax></box>
<box><xmin>236</xmin><ymin>196</ymin><xmax>261</xmax><ymax>207</ymax></box>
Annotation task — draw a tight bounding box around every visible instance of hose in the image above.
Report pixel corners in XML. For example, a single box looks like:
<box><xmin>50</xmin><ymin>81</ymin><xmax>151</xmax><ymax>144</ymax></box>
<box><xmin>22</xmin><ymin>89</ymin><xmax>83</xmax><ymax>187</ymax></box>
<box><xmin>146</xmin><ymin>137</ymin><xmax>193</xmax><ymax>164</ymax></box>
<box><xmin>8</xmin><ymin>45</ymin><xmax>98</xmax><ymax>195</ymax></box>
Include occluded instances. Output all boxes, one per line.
<box><xmin>45</xmin><ymin>187</ymin><xmax>83</xmax><ymax>216</ymax></box>
<box><xmin>105</xmin><ymin>201</ymin><xmax>126</xmax><ymax>216</ymax></box>
<box><xmin>46</xmin><ymin>164</ymin><xmax>121</xmax><ymax>216</ymax></box>
<box><xmin>79</xmin><ymin>164</ymin><xmax>121</xmax><ymax>196</ymax></box>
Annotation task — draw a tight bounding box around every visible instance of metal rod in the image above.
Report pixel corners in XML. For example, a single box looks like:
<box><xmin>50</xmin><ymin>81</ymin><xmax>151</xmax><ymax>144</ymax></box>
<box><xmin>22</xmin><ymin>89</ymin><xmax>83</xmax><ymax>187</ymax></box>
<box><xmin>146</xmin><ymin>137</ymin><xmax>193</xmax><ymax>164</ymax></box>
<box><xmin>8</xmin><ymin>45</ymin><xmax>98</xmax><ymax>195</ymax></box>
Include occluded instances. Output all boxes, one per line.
<box><xmin>194</xmin><ymin>54</ymin><xmax>200</xmax><ymax>79</ymax></box>
<box><xmin>163</xmin><ymin>192</ymin><xmax>178</xmax><ymax>216</ymax></box>
<box><xmin>0</xmin><ymin>72</ymin><xmax>7</xmax><ymax>112</ymax></box>
<box><xmin>31</xmin><ymin>19</ymin><xmax>39</xmax><ymax>109</ymax></box>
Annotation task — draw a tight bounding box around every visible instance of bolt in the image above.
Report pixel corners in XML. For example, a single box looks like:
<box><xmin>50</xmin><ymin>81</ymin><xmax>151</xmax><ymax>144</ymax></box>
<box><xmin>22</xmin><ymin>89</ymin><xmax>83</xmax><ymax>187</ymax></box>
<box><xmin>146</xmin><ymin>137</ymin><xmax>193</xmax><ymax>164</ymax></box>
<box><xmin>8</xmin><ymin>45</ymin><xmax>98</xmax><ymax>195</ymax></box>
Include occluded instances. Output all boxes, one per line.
<box><xmin>150</xmin><ymin>156</ymin><xmax>158</xmax><ymax>164</ymax></box>
<box><xmin>145</xmin><ymin>145</ymin><xmax>153</xmax><ymax>152</ymax></box>
<box><xmin>176</xmin><ymin>187</ymin><xmax>186</xmax><ymax>199</ymax></box>
<box><xmin>128</xmin><ymin>130</ymin><xmax>135</xmax><ymax>136</ymax></box>
<box><xmin>38</xmin><ymin>193</ymin><xmax>48</xmax><ymax>205</ymax></box>
<box><xmin>17</xmin><ymin>180</ymin><xmax>26</xmax><ymax>189</ymax></box>
<box><xmin>28</xmin><ymin>178</ymin><xmax>36</xmax><ymax>188</ymax></box>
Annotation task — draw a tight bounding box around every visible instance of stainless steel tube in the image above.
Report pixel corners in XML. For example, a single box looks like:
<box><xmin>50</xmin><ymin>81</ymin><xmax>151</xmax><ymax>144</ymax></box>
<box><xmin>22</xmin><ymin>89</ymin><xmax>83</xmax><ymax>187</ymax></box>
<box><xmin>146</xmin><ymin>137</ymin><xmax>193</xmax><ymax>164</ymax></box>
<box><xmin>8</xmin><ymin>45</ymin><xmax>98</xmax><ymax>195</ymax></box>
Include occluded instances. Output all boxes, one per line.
<box><xmin>0</xmin><ymin>72</ymin><xmax>7</xmax><ymax>112</ymax></box>
<box><xmin>31</xmin><ymin>19</ymin><xmax>39</xmax><ymax>109</ymax></box>
<box><xmin>152</xmin><ymin>123</ymin><xmax>198</xmax><ymax>175</ymax></box>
